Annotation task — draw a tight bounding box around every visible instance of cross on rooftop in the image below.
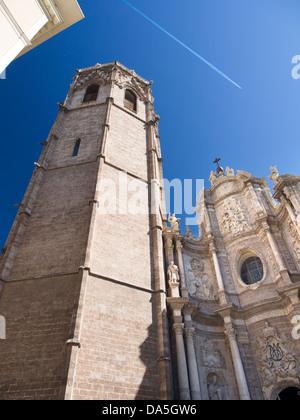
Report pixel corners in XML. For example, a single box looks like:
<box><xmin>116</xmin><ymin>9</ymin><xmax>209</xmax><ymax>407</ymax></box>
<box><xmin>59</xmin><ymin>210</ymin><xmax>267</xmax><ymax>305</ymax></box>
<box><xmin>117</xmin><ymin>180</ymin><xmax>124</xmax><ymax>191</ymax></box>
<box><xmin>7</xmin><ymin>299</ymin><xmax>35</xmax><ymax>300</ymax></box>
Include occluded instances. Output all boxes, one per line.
<box><xmin>213</xmin><ymin>158</ymin><xmax>223</xmax><ymax>174</ymax></box>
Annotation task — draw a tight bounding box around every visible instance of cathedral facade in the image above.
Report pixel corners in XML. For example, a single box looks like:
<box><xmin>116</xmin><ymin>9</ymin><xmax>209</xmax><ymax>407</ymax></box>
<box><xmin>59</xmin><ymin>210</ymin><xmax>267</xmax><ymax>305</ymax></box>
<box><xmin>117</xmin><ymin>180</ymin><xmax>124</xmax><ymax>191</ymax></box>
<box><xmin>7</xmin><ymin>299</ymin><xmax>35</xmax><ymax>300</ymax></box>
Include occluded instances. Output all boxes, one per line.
<box><xmin>0</xmin><ymin>62</ymin><xmax>299</xmax><ymax>400</ymax></box>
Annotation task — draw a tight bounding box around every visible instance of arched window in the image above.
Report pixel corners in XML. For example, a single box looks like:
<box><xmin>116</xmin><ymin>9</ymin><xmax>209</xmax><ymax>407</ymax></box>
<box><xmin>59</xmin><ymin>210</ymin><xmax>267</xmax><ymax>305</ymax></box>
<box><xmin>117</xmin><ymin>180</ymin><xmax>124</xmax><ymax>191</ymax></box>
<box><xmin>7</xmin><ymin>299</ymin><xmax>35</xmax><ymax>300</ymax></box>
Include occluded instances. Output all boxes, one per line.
<box><xmin>124</xmin><ymin>89</ymin><xmax>137</xmax><ymax>112</ymax></box>
<box><xmin>72</xmin><ymin>139</ymin><xmax>81</xmax><ymax>157</ymax></box>
<box><xmin>83</xmin><ymin>84</ymin><xmax>99</xmax><ymax>103</ymax></box>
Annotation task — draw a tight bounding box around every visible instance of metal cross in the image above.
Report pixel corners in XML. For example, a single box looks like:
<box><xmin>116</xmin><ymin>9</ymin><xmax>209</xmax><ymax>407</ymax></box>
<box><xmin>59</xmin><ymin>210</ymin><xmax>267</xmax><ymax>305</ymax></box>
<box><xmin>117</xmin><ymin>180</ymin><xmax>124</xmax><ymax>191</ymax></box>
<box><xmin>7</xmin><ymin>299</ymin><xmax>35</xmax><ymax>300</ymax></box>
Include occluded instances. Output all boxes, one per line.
<box><xmin>213</xmin><ymin>158</ymin><xmax>223</xmax><ymax>174</ymax></box>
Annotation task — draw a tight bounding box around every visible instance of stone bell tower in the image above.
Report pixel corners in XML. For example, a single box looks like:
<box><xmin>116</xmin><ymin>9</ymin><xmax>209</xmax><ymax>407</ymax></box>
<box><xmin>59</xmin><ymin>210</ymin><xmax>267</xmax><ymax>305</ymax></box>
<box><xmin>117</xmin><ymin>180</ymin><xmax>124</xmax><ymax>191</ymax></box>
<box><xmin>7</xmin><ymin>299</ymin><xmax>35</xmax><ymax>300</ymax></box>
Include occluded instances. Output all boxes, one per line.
<box><xmin>0</xmin><ymin>62</ymin><xmax>172</xmax><ymax>400</ymax></box>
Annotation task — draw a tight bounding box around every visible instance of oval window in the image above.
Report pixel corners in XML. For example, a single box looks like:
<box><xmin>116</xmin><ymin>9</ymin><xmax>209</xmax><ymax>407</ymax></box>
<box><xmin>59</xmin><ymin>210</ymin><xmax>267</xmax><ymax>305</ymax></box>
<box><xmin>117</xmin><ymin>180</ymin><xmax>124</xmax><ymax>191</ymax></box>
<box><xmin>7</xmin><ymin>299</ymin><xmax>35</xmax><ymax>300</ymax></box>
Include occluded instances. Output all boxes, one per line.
<box><xmin>240</xmin><ymin>256</ymin><xmax>264</xmax><ymax>285</ymax></box>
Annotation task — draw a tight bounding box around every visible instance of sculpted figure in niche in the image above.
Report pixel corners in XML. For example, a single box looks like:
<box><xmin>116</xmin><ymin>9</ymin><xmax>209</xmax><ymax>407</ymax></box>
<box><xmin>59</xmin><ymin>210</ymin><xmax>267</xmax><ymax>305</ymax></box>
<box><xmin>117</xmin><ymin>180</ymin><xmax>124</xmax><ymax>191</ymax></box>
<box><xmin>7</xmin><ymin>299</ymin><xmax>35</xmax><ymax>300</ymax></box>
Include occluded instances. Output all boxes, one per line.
<box><xmin>167</xmin><ymin>261</ymin><xmax>180</xmax><ymax>284</ymax></box>
<box><xmin>202</xmin><ymin>274</ymin><xmax>214</xmax><ymax>299</ymax></box>
<box><xmin>168</xmin><ymin>213</ymin><xmax>181</xmax><ymax>231</ymax></box>
<box><xmin>207</xmin><ymin>374</ymin><xmax>224</xmax><ymax>400</ymax></box>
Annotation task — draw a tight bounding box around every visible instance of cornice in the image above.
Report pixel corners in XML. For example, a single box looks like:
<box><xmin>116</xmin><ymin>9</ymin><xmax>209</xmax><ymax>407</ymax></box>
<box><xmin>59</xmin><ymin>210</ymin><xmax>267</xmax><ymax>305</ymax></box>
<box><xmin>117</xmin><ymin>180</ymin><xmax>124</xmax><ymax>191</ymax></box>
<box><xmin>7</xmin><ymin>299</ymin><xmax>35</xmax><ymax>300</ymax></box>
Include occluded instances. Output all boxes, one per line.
<box><xmin>73</xmin><ymin>62</ymin><xmax>153</xmax><ymax>103</ymax></box>
<box><xmin>214</xmin><ymin>292</ymin><xmax>293</xmax><ymax>324</ymax></box>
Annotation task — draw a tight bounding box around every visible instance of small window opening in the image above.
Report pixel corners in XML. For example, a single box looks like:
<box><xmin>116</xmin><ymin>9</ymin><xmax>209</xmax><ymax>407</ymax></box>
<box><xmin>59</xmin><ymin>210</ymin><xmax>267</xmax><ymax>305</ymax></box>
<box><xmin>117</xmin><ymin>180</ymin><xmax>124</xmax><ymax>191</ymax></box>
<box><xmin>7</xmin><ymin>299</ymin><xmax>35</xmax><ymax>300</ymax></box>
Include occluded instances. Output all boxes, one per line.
<box><xmin>83</xmin><ymin>84</ymin><xmax>99</xmax><ymax>103</ymax></box>
<box><xmin>277</xmin><ymin>387</ymin><xmax>300</xmax><ymax>400</ymax></box>
<box><xmin>124</xmin><ymin>89</ymin><xmax>137</xmax><ymax>112</ymax></box>
<box><xmin>72</xmin><ymin>139</ymin><xmax>81</xmax><ymax>157</ymax></box>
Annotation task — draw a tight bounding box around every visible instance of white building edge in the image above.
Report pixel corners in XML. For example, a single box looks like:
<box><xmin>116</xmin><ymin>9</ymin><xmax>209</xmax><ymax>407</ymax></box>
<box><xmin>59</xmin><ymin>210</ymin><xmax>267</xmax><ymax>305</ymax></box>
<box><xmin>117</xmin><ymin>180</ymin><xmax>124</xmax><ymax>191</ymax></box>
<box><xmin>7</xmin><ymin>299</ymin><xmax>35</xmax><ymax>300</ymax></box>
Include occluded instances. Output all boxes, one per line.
<box><xmin>0</xmin><ymin>0</ymin><xmax>84</xmax><ymax>75</ymax></box>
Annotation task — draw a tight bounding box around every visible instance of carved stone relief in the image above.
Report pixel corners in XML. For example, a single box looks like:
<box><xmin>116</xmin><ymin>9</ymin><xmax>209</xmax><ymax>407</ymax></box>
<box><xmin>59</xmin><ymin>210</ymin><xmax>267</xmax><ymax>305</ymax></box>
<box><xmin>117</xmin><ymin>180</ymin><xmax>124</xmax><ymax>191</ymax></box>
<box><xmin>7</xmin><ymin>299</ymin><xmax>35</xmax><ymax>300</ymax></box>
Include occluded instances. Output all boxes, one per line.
<box><xmin>188</xmin><ymin>258</ymin><xmax>215</xmax><ymax>300</ymax></box>
<box><xmin>115</xmin><ymin>69</ymin><xmax>148</xmax><ymax>102</ymax></box>
<box><xmin>256</xmin><ymin>322</ymin><xmax>299</xmax><ymax>397</ymax></box>
<box><xmin>201</xmin><ymin>339</ymin><xmax>226</xmax><ymax>370</ymax></box>
<box><xmin>289</xmin><ymin>221</ymin><xmax>300</xmax><ymax>264</ymax></box>
<box><xmin>184</xmin><ymin>226</ymin><xmax>196</xmax><ymax>240</ymax></box>
<box><xmin>199</xmin><ymin>340</ymin><xmax>227</xmax><ymax>400</ymax></box>
<box><xmin>221</xmin><ymin>198</ymin><xmax>250</xmax><ymax>235</ymax></box>
<box><xmin>75</xmin><ymin>67</ymin><xmax>111</xmax><ymax>90</ymax></box>
<box><xmin>207</xmin><ymin>373</ymin><xmax>225</xmax><ymax>400</ymax></box>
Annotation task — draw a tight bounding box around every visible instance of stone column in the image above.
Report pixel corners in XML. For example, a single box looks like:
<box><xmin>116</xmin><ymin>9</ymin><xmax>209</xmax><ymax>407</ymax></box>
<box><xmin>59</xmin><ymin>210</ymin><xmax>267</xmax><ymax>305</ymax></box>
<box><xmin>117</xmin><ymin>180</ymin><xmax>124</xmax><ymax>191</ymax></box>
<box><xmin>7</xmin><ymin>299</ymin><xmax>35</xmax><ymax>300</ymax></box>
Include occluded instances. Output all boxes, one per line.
<box><xmin>246</xmin><ymin>182</ymin><xmax>265</xmax><ymax>216</ymax></box>
<box><xmin>281</xmin><ymin>196</ymin><xmax>300</xmax><ymax>237</ymax></box>
<box><xmin>285</xmin><ymin>187</ymin><xmax>300</xmax><ymax>215</ymax></box>
<box><xmin>262</xmin><ymin>222</ymin><xmax>291</xmax><ymax>285</ymax></box>
<box><xmin>264</xmin><ymin>226</ymin><xmax>286</xmax><ymax>272</ymax></box>
<box><xmin>210</xmin><ymin>244</ymin><xmax>227</xmax><ymax>305</ymax></box>
<box><xmin>185</xmin><ymin>327</ymin><xmax>201</xmax><ymax>400</ymax></box>
<box><xmin>163</xmin><ymin>231</ymin><xmax>174</xmax><ymax>266</ymax></box>
<box><xmin>173</xmin><ymin>323</ymin><xmax>191</xmax><ymax>400</ymax></box>
<box><xmin>225</xmin><ymin>326</ymin><xmax>251</xmax><ymax>400</ymax></box>
<box><xmin>175</xmin><ymin>238</ymin><xmax>188</xmax><ymax>298</ymax></box>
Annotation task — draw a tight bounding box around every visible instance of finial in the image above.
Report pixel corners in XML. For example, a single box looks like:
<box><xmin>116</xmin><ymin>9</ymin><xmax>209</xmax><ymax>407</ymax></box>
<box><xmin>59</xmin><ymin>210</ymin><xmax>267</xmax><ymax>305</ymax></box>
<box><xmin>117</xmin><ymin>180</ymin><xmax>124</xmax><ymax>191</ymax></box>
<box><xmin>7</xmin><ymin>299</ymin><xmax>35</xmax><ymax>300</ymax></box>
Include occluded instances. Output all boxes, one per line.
<box><xmin>268</xmin><ymin>166</ymin><xmax>279</xmax><ymax>184</ymax></box>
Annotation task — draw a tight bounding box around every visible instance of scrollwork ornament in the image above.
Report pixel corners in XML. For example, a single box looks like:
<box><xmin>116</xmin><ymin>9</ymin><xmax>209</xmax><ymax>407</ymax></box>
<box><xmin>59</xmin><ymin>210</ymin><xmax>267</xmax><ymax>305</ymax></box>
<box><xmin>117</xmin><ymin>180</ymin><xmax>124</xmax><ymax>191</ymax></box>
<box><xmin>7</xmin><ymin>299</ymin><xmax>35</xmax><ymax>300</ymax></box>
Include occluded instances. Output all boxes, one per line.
<box><xmin>256</xmin><ymin>322</ymin><xmax>299</xmax><ymax>391</ymax></box>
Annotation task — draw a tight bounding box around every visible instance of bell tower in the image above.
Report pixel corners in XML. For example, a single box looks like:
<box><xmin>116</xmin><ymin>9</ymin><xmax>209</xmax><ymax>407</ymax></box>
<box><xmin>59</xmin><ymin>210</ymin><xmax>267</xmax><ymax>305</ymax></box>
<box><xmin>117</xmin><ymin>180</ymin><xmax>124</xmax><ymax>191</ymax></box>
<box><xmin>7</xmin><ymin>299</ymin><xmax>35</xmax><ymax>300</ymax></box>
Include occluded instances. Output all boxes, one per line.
<box><xmin>0</xmin><ymin>62</ymin><xmax>172</xmax><ymax>400</ymax></box>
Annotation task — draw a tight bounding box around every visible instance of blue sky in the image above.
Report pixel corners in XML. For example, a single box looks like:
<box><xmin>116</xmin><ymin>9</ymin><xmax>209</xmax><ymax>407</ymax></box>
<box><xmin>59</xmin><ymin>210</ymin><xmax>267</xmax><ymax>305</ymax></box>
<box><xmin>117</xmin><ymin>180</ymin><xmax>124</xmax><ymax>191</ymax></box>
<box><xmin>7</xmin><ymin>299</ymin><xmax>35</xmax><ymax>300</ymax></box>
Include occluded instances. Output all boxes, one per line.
<box><xmin>1</xmin><ymin>0</ymin><xmax>300</xmax><ymax>244</ymax></box>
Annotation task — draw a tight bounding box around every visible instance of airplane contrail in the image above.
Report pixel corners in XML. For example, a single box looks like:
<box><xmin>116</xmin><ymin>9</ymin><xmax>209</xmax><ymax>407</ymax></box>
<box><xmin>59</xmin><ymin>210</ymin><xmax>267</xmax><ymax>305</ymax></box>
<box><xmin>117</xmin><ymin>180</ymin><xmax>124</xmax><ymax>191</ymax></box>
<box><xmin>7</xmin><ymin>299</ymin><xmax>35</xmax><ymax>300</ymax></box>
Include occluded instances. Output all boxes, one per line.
<box><xmin>122</xmin><ymin>0</ymin><xmax>242</xmax><ymax>89</ymax></box>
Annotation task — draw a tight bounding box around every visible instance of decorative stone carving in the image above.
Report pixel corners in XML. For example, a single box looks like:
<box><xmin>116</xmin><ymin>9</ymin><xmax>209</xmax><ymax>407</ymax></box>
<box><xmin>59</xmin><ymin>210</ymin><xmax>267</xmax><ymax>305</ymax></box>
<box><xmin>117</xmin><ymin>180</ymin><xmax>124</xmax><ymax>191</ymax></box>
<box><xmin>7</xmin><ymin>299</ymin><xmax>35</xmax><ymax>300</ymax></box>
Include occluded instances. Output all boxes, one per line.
<box><xmin>201</xmin><ymin>340</ymin><xmax>226</xmax><ymax>369</ymax></box>
<box><xmin>168</xmin><ymin>213</ymin><xmax>181</xmax><ymax>232</ymax></box>
<box><xmin>207</xmin><ymin>373</ymin><xmax>224</xmax><ymax>400</ymax></box>
<box><xmin>221</xmin><ymin>198</ymin><xmax>250</xmax><ymax>235</ymax></box>
<box><xmin>225</xmin><ymin>167</ymin><xmax>235</xmax><ymax>176</ymax></box>
<box><xmin>164</xmin><ymin>236</ymin><xmax>173</xmax><ymax>251</ymax></box>
<box><xmin>268</xmin><ymin>166</ymin><xmax>279</xmax><ymax>184</ymax></box>
<box><xmin>75</xmin><ymin>67</ymin><xmax>111</xmax><ymax>89</ymax></box>
<box><xmin>189</xmin><ymin>257</ymin><xmax>204</xmax><ymax>276</ymax></box>
<box><xmin>289</xmin><ymin>222</ymin><xmax>300</xmax><ymax>263</ymax></box>
<box><xmin>188</xmin><ymin>258</ymin><xmax>215</xmax><ymax>299</ymax></box>
<box><xmin>295</xmin><ymin>246</ymin><xmax>300</xmax><ymax>264</ymax></box>
<box><xmin>184</xmin><ymin>225</ymin><xmax>196</xmax><ymax>240</ymax></box>
<box><xmin>189</xmin><ymin>275</ymin><xmax>214</xmax><ymax>300</ymax></box>
<box><xmin>115</xmin><ymin>69</ymin><xmax>149</xmax><ymax>102</ymax></box>
<box><xmin>209</xmin><ymin>171</ymin><xmax>218</xmax><ymax>185</ymax></box>
<box><xmin>257</xmin><ymin>322</ymin><xmax>299</xmax><ymax>390</ymax></box>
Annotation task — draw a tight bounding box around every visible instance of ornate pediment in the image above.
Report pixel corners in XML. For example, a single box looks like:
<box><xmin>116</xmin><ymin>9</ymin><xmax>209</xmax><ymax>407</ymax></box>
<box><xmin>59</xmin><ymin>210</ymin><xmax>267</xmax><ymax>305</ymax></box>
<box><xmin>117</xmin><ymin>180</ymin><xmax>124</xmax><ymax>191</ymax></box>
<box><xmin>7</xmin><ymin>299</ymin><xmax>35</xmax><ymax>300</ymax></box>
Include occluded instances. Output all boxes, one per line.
<box><xmin>115</xmin><ymin>68</ymin><xmax>149</xmax><ymax>102</ymax></box>
<box><xmin>74</xmin><ymin>66</ymin><xmax>112</xmax><ymax>90</ymax></box>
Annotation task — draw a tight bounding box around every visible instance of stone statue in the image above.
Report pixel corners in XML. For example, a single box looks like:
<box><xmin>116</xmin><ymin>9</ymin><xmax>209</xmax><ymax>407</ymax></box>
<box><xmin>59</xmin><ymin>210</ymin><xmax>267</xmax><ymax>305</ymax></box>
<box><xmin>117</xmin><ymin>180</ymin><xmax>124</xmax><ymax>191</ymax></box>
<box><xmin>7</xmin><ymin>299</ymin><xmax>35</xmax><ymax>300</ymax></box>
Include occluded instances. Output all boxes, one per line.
<box><xmin>168</xmin><ymin>213</ymin><xmax>180</xmax><ymax>231</ymax></box>
<box><xmin>167</xmin><ymin>261</ymin><xmax>180</xmax><ymax>284</ymax></box>
<box><xmin>202</xmin><ymin>274</ymin><xmax>214</xmax><ymax>300</ymax></box>
<box><xmin>225</xmin><ymin>167</ymin><xmax>235</xmax><ymax>176</ymax></box>
<box><xmin>207</xmin><ymin>374</ymin><xmax>224</xmax><ymax>400</ymax></box>
<box><xmin>268</xmin><ymin>166</ymin><xmax>279</xmax><ymax>184</ymax></box>
<box><xmin>209</xmin><ymin>171</ymin><xmax>218</xmax><ymax>185</ymax></box>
